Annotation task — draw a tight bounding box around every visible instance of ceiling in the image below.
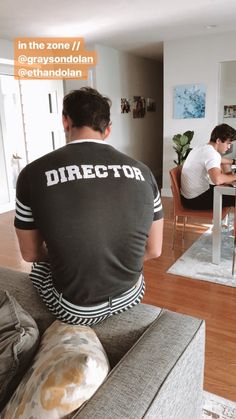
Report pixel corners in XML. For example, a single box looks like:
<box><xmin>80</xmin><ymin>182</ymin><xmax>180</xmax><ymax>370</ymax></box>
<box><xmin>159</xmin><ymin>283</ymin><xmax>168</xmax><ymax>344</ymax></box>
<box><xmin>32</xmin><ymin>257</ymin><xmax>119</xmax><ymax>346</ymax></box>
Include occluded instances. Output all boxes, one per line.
<box><xmin>1</xmin><ymin>0</ymin><xmax>236</xmax><ymax>62</ymax></box>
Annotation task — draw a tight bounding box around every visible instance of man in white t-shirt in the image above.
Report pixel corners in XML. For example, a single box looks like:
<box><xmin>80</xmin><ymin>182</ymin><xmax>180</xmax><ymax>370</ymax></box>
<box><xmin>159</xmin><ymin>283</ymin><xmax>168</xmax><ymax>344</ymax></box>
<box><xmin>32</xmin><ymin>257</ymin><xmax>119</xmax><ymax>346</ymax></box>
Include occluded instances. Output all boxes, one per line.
<box><xmin>181</xmin><ymin>123</ymin><xmax>236</xmax><ymax>210</ymax></box>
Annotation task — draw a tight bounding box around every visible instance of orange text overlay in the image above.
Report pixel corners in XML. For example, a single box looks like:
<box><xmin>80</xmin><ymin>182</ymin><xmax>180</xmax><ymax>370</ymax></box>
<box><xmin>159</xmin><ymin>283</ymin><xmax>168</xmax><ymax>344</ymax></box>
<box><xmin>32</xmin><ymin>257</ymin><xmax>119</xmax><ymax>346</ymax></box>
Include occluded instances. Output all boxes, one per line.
<box><xmin>14</xmin><ymin>38</ymin><xmax>97</xmax><ymax>80</ymax></box>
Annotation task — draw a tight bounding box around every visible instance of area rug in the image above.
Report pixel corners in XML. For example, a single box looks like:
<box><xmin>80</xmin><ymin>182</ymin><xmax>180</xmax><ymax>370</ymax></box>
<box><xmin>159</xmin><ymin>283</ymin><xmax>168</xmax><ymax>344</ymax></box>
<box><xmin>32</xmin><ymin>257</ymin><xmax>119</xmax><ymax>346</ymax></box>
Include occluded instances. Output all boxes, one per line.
<box><xmin>203</xmin><ymin>391</ymin><xmax>236</xmax><ymax>418</ymax></box>
<box><xmin>167</xmin><ymin>228</ymin><xmax>236</xmax><ymax>287</ymax></box>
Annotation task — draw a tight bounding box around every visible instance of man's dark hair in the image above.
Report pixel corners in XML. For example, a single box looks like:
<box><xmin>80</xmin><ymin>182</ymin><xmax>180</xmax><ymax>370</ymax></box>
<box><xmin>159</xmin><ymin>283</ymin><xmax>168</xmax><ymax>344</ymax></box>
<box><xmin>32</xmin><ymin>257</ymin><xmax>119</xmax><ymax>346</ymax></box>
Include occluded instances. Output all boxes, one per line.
<box><xmin>210</xmin><ymin>123</ymin><xmax>236</xmax><ymax>143</ymax></box>
<box><xmin>63</xmin><ymin>87</ymin><xmax>111</xmax><ymax>133</ymax></box>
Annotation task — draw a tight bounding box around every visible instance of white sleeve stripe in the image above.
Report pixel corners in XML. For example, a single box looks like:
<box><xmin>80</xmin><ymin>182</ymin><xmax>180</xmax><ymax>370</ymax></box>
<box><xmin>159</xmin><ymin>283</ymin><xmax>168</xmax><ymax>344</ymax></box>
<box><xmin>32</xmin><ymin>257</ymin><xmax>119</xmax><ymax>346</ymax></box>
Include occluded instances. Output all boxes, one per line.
<box><xmin>154</xmin><ymin>194</ymin><xmax>160</xmax><ymax>202</ymax></box>
<box><xmin>154</xmin><ymin>198</ymin><xmax>161</xmax><ymax>206</ymax></box>
<box><xmin>154</xmin><ymin>197</ymin><xmax>161</xmax><ymax>204</ymax></box>
<box><xmin>154</xmin><ymin>205</ymin><xmax>163</xmax><ymax>213</ymax></box>
<box><xmin>16</xmin><ymin>197</ymin><xmax>31</xmax><ymax>211</ymax></box>
<box><xmin>16</xmin><ymin>205</ymin><xmax>33</xmax><ymax>216</ymax></box>
<box><xmin>15</xmin><ymin>213</ymin><xmax>35</xmax><ymax>222</ymax></box>
<box><xmin>154</xmin><ymin>199</ymin><xmax>161</xmax><ymax>207</ymax></box>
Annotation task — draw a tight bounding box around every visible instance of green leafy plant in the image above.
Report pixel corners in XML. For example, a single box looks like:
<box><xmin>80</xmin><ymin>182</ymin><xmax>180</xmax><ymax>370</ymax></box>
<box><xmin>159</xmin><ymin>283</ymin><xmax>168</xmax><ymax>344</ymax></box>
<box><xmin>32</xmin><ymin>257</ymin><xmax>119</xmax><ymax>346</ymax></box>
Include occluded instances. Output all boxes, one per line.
<box><xmin>172</xmin><ymin>130</ymin><xmax>194</xmax><ymax>165</ymax></box>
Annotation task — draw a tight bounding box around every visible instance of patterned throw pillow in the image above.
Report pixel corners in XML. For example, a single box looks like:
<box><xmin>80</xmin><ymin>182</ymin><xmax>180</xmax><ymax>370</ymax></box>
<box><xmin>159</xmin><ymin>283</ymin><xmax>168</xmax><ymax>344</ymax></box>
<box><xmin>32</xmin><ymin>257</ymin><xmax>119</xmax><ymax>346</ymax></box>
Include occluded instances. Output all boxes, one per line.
<box><xmin>2</xmin><ymin>320</ymin><xmax>110</xmax><ymax>419</ymax></box>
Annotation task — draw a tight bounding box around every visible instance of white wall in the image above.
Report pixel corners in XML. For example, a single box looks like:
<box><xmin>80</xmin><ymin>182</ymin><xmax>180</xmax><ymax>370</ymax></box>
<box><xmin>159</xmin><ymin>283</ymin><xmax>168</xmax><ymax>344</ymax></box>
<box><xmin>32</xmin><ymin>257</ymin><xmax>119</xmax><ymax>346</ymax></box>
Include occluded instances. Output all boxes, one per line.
<box><xmin>219</xmin><ymin>61</ymin><xmax>236</xmax><ymax>126</ymax></box>
<box><xmin>163</xmin><ymin>30</ymin><xmax>236</xmax><ymax>196</ymax></box>
<box><xmin>64</xmin><ymin>69</ymin><xmax>95</xmax><ymax>93</ymax></box>
<box><xmin>0</xmin><ymin>39</ymin><xmax>13</xmax><ymax>60</ymax></box>
<box><xmin>219</xmin><ymin>60</ymin><xmax>236</xmax><ymax>158</ymax></box>
<box><xmin>94</xmin><ymin>45</ymin><xmax>163</xmax><ymax>178</ymax></box>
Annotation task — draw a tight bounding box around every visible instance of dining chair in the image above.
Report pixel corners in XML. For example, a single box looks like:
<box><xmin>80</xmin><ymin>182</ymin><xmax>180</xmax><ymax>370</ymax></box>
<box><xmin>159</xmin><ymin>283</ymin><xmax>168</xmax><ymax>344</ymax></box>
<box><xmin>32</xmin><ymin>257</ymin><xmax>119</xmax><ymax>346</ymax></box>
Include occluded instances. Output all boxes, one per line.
<box><xmin>169</xmin><ymin>166</ymin><xmax>231</xmax><ymax>249</ymax></box>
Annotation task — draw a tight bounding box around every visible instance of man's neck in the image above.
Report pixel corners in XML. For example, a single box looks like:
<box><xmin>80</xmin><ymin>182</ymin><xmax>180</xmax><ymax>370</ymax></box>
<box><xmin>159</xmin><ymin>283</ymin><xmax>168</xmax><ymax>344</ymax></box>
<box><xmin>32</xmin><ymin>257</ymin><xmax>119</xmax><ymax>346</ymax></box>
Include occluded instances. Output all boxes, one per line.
<box><xmin>66</xmin><ymin>127</ymin><xmax>105</xmax><ymax>143</ymax></box>
<box><xmin>208</xmin><ymin>141</ymin><xmax>218</xmax><ymax>151</ymax></box>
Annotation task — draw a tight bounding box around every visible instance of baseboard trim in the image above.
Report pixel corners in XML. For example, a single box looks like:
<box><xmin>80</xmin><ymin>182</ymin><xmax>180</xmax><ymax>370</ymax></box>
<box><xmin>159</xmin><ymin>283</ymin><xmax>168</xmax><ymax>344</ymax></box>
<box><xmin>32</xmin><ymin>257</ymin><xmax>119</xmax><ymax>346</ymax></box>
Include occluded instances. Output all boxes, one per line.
<box><xmin>161</xmin><ymin>187</ymin><xmax>172</xmax><ymax>197</ymax></box>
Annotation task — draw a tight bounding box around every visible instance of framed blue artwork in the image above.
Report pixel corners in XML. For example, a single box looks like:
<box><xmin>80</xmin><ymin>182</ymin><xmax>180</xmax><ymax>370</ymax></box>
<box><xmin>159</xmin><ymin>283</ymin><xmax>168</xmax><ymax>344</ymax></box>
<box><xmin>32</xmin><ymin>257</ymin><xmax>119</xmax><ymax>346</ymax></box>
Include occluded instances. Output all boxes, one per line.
<box><xmin>173</xmin><ymin>84</ymin><xmax>206</xmax><ymax>119</ymax></box>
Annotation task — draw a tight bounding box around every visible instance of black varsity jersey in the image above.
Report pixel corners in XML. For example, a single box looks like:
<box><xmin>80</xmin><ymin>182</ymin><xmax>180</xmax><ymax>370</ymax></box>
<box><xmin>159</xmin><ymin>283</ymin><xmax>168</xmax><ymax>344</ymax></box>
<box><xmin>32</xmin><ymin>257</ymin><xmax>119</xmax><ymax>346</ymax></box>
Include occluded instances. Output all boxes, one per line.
<box><xmin>14</xmin><ymin>140</ymin><xmax>163</xmax><ymax>305</ymax></box>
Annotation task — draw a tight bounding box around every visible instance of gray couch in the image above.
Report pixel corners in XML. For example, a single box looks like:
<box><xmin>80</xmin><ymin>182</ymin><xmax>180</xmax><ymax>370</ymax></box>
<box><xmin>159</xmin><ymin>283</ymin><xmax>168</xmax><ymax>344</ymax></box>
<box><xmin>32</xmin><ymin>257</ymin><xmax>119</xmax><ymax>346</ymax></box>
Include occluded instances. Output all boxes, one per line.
<box><xmin>0</xmin><ymin>266</ymin><xmax>205</xmax><ymax>419</ymax></box>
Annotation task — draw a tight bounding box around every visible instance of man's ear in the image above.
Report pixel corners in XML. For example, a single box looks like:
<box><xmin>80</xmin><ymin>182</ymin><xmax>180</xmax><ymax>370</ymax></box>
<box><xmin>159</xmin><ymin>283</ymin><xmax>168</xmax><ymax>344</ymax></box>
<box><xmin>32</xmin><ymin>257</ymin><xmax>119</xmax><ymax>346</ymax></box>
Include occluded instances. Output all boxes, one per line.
<box><xmin>103</xmin><ymin>124</ymin><xmax>111</xmax><ymax>140</ymax></box>
<box><xmin>62</xmin><ymin>114</ymin><xmax>69</xmax><ymax>132</ymax></box>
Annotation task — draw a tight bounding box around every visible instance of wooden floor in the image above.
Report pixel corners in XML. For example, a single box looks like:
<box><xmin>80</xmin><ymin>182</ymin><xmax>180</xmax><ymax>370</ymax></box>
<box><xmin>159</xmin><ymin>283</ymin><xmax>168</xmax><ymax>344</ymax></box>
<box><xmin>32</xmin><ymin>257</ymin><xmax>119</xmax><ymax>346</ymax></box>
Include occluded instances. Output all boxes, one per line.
<box><xmin>1</xmin><ymin>197</ymin><xmax>236</xmax><ymax>401</ymax></box>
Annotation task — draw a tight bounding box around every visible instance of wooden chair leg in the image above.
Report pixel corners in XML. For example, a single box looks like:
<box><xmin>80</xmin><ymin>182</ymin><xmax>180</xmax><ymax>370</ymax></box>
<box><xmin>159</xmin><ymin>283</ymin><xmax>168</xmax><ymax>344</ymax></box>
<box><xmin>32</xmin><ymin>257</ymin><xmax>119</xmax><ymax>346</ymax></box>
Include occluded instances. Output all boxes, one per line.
<box><xmin>172</xmin><ymin>215</ymin><xmax>177</xmax><ymax>249</ymax></box>
<box><xmin>182</xmin><ymin>216</ymin><xmax>187</xmax><ymax>241</ymax></box>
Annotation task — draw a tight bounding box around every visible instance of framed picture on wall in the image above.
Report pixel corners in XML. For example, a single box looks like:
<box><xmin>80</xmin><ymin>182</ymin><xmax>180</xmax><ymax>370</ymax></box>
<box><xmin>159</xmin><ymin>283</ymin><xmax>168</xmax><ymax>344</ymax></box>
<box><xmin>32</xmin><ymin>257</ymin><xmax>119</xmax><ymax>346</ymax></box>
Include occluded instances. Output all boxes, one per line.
<box><xmin>173</xmin><ymin>83</ymin><xmax>206</xmax><ymax>119</ymax></box>
<box><xmin>146</xmin><ymin>97</ymin><xmax>156</xmax><ymax>112</ymax></box>
<box><xmin>133</xmin><ymin>96</ymin><xmax>146</xmax><ymax>118</ymax></box>
<box><xmin>223</xmin><ymin>105</ymin><xmax>236</xmax><ymax>118</ymax></box>
<box><xmin>120</xmin><ymin>97</ymin><xmax>131</xmax><ymax>113</ymax></box>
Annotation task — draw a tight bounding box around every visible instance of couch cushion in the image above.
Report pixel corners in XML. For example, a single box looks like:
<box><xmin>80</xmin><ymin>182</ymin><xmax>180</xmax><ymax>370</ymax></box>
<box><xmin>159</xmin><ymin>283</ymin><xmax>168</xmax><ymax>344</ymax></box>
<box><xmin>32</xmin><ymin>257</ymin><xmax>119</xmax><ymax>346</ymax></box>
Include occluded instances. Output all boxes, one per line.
<box><xmin>2</xmin><ymin>320</ymin><xmax>110</xmax><ymax>419</ymax></box>
<box><xmin>93</xmin><ymin>303</ymin><xmax>162</xmax><ymax>367</ymax></box>
<box><xmin>0</xmin><ymin>290</ymin><xmax>40</xmax><ymax>411</ymax></box>
<box><xmin>74</xmin><ymin>310</ymin><xmax>205</xmax><ymax>419</ymax></box>
<box><xmin>0</xmin><ymin>267</ymin><xmax>54</xmax><ymax>334</ymax></box>
<box><xmin>0</xmin><ymin>267</ymin><xmax>163</xmax><ymax>368</ymax></box>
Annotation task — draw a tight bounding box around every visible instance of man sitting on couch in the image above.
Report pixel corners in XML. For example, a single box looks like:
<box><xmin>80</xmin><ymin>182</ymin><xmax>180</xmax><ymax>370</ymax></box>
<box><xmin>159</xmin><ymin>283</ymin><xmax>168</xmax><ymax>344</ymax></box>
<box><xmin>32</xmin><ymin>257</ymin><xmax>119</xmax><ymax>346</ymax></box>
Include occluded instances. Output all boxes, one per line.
<box><xmin>14</xmin><ymin>87</ymin><xmax>164</xmax><ymax>326</ymax></box>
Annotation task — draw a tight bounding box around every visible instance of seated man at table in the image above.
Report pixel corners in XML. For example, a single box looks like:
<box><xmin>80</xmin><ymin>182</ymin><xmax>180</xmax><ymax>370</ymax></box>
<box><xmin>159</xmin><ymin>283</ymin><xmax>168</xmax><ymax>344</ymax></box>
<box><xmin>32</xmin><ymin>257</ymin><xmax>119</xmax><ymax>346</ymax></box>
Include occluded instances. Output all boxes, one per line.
<box><xmin>181</xmin><ymin>123</ymin><xmax>236</xmax><ymax>210</ymax></box>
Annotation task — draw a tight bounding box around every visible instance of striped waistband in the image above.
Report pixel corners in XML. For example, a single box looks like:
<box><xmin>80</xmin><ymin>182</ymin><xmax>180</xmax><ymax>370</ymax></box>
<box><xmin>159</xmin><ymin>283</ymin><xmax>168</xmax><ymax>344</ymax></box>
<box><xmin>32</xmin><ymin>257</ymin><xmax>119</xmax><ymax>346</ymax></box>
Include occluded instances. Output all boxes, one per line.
<box><xmin>52</xmin><ymin>273</ymin><xmax>144</xmax><ymax>311</ymax></box>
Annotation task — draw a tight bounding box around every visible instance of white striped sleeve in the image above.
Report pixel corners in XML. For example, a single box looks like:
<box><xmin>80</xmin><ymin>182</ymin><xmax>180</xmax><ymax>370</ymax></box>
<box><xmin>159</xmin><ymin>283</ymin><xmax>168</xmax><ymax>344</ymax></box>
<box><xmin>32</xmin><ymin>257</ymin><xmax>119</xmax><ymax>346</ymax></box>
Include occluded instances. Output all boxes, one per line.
<box><xmin>153</xmin><ymin>190</ymin><xmax>163</xmax><ymax>220</ymax></box>
<box><xmin>14</xmin><ymin>197</ymin><xmax>36</xmax><ymax>228</ymax></box>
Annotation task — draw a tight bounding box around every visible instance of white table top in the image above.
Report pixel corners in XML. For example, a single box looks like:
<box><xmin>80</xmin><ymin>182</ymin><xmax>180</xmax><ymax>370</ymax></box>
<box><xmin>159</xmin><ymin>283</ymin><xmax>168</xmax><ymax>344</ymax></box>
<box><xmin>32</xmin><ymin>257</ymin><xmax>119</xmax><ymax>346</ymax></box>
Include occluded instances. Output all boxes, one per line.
<box><xmin>215</xmin><ymin>185</ymin><xmax>236</xmax><ymax>194</ymax></box>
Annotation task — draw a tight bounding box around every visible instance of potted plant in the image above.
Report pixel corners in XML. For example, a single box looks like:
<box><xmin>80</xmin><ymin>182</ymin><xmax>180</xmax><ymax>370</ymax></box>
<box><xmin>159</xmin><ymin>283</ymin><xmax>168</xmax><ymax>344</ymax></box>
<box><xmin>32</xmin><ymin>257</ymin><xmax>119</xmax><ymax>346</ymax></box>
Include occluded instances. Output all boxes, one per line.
<box><xmin>172</xmin><ymin>130</ymin><xmax>194</xmax><ymax>165</ymax></box>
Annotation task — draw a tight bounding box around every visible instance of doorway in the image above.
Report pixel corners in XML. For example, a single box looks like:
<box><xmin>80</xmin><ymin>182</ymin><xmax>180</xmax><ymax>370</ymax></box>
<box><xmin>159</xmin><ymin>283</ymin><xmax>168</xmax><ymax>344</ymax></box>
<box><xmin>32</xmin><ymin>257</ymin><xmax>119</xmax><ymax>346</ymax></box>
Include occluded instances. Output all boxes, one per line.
<box><xmin>0</xmin><ymin>69</ymin><xmax>64</xmax><ymax>214</ymax></box>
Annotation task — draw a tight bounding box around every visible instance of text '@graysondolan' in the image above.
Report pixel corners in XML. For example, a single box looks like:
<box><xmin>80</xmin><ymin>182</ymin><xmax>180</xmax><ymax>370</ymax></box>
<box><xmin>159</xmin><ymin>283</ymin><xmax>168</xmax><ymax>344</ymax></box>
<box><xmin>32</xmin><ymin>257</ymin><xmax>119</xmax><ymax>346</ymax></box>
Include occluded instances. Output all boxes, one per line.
<box><xmin>45</xmin><ymin>164</ymin><xmax>145</xmax><ymax>186</ymax></box>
